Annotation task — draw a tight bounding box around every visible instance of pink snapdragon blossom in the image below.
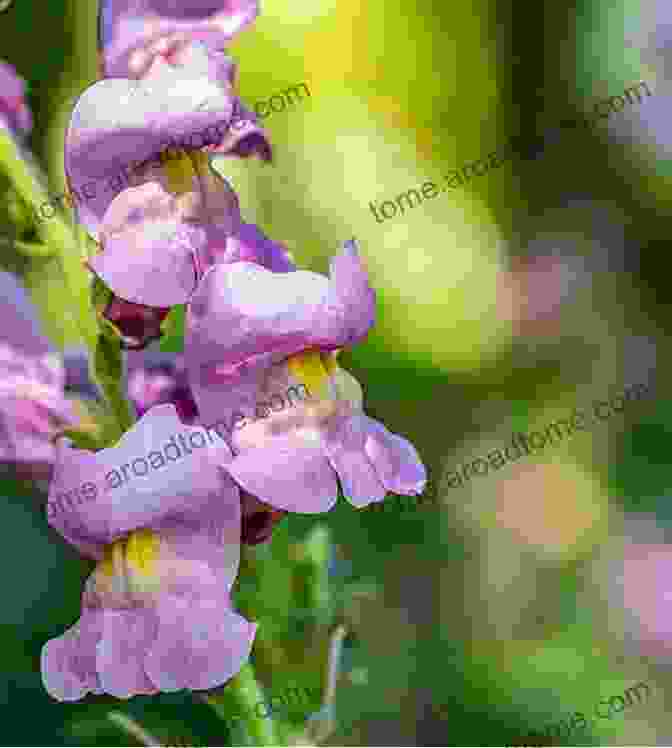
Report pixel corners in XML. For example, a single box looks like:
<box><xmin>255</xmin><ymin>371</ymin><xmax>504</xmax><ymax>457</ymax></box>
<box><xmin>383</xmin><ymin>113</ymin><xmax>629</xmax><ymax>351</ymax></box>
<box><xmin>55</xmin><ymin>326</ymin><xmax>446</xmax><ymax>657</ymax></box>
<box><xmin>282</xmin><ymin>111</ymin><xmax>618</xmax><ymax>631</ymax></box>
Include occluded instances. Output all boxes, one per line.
<box><xmin>42</xmin><ymin>404</ymin><xmax>254</xmax><ymax>699</ymax></box>
<box><xmin>98</xmin><ymin>0</ymin><xmax>259</xmax><ymax>78</ymax></box>
<box><xmin>65</xmin><ymin>45</ymin><xmax>270</xmax><ymax>240</ymax></box>
<box><xmin>185</xmin><ymin>240</ymin><xmax>427</xmax><ymax>515</ymax></box>
<box><xmin>0</xmin><ymin>60</ymin><xmax>32</xmax><ymax>136</ymax></box>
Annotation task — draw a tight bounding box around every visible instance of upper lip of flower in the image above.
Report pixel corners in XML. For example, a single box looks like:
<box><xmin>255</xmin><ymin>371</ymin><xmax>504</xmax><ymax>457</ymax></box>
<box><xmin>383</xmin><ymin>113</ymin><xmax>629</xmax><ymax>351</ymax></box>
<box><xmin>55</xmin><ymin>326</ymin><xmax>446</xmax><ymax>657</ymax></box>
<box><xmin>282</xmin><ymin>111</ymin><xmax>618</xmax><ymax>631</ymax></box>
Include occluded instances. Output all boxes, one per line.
<box><xmin>186</xmin><ymin>240</ymin><xmax>376</xmax><ymax>378</ymax></box>
<box><xmin>65</xmin><ymin>44</ymin><xmax>269</xmax><ymax>240</ymax></box>
<box><xmin>99</xmin><ymin>0</ymin><xmax>260</xmax><ymax>78</ymax></box>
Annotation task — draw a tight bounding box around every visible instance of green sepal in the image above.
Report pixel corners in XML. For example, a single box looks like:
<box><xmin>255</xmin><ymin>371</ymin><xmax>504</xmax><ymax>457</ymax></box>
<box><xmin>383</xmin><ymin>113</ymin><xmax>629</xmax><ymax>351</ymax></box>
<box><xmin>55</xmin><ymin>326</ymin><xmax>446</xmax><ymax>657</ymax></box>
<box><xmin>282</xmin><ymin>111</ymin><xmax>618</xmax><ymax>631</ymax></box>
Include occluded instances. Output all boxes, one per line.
<box><xmin>92</xmin><ymin>316</ymin><xmax>136</xmax><ymax>442</ymax></box>
<box><xmin>91</xmin><ymin>275</ymin><xmax>113</xmax><ymax>316</ymax></box>
<box><xmin>94</xmin><ymin>328</ymin><xmax>123</xmax><ymax>385</ymax></box>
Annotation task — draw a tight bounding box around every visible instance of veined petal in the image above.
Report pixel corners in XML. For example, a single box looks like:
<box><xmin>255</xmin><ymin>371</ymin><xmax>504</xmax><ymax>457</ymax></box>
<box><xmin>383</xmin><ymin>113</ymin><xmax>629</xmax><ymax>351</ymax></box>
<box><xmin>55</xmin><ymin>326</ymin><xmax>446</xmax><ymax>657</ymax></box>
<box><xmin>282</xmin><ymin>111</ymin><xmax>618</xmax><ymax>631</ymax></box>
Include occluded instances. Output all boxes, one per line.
<box><xmin>65</xmin><ymin>45</ymin><xmax>268</xmax><ymax>239</ymax></box>
<box><xmin>185</xmin><ymin>239</ymin><xmax>375</xmax><ymax>380</ymax></box>
<box><xmin>43</xmin><ymin>520</ymin><xmax>252</xmax><ymax>700</ymax></box>
<box><xmin>41</xmin><ymin>612</ymin><xmax>104</xmax><ymax>701</ymax></box>
<box><xmin>92</xmin><ymin>218</ymin><xmax>203</xmax><ymax>307</ymax></box>
<box><xmin>145</xmin><ymin>596</ymin><xmax>256</xmax><ymax>691</ymax></box>
<box><xmin>46</xmin><ymin>403</ymin><xmax>237</xmax><ymax>556</ymax></box>
<box><xmin>100</xmin><ymin>0</ymin><xmax>259</xmax><ymax>78</ymax></box>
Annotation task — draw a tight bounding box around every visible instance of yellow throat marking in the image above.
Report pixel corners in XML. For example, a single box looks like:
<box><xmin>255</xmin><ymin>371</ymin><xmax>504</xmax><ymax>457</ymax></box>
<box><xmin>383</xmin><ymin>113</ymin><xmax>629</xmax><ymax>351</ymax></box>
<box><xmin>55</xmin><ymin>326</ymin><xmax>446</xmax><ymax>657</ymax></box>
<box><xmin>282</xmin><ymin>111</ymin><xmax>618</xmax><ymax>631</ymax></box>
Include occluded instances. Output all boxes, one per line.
<box><xmin>287</xmin><ymin>350</ymin><xmax>332</xmax><ymax>398</ymax></box>
<box><xmin>163</xmin><ymin>149</ymin><xmax>198</xmax><ymax>195</ymax></box>
<box><xmin>98</xmin><ymin>528</ymin><xmax>160</xmax><ymax>583</ymax></box>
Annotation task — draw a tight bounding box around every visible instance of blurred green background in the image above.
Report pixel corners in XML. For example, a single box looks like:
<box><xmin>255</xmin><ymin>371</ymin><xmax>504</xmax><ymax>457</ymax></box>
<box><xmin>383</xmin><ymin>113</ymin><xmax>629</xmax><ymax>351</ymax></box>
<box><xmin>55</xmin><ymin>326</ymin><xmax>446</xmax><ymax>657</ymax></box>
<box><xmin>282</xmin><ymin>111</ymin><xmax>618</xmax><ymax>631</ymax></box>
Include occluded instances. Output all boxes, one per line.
<box><xmin>1</xmin><ymin>0</ymin><xmax>672</xmax><ymax>744</ymax></box>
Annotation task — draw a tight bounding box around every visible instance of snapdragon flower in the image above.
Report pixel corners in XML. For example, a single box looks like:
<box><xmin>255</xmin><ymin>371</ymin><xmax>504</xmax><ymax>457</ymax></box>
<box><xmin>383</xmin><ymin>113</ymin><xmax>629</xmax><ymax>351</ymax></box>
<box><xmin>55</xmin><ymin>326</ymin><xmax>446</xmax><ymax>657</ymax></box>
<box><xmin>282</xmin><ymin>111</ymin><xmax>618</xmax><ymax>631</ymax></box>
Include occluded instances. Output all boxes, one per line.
<box><xmin>65</xmin><ymin>44</ymin><xmax>285</xmax><ymax>348</ymax></box>
<box><xmin>98</xmin><ymin>0</ymin><xmax>259</xmax><ymax>78</ymax></box>
<box><xmin>42</xmin><ymin>404</ymin><xmax>255</xmax><ymax>699</ymax></box>
<box><xmin>0</xmin><ymin>60</ymin><xmax>32</xmax><ymax>137</ymax></box>
<box><xmin>65</xmin><ymin>44</ymin><xmax>271</xmax><ymax>241</ymax></box>
<box><xmin>186</xmin><ymin>240</ymin><xmax>427</xmax><ymax>514</ymax></box>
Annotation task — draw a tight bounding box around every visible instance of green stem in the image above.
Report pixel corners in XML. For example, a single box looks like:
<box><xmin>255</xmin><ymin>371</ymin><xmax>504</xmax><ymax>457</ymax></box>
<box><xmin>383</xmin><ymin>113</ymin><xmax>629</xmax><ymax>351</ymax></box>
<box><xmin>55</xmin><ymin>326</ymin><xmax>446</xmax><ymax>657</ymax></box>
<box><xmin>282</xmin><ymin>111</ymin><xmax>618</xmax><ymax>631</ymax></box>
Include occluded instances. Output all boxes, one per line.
<box><xmin>204</xmin><ymin>663</ymin><xmax>278</xmax><ymax>746</ymax></box>
<box><xmin>0</xmin><ymin>131</ymin><xmax>96</xmax><ymax>347</ymax></box>
<box><xmin>0</xmin><ymin>131</ymin><xmax>133</xmax><ymax>443</ymax></box>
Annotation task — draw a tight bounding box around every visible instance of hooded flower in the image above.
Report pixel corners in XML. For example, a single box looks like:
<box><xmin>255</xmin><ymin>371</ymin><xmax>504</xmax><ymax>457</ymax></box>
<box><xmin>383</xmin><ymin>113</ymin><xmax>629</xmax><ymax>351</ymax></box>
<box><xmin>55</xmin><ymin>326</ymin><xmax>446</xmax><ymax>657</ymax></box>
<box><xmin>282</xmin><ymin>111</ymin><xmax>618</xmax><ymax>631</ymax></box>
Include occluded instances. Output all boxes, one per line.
<box><xmin>185</xmin><ymin>240</ymin><xmax>427</xmax><ymax>515</ymax></box>
<box><xmin>65</xmin><ymin>44</ymin><xmax>271</xmax><ymax>240</ymax></box>
<box><xmin>0</xmin><ymin>273</ymin><xmax>75</xmax><ymax>479</ymax></box>
<box><xmin>42</xmin><ymin>404</ymin><xmax>255</xmax><ymax>699</ymax></box>
<box><xmin>98</xmin><ymin>0</ymin><xmax>259</xmax><ymax>78</ymax></box>
<box><xmin>0</xmin><ymin>60</ymin><xmax>32</xmax><ymax>136</ymax></box>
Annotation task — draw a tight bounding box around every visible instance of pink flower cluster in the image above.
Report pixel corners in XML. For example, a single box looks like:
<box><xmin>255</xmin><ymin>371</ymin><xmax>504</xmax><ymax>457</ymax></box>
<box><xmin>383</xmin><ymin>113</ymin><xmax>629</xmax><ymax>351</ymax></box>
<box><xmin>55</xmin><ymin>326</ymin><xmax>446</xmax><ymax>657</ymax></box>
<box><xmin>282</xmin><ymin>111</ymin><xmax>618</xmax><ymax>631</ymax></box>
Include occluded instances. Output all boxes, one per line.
<box><xmin>2</xmin><ymin>2</ymin><xmax>427</xmax><ymax>701</ymax></box>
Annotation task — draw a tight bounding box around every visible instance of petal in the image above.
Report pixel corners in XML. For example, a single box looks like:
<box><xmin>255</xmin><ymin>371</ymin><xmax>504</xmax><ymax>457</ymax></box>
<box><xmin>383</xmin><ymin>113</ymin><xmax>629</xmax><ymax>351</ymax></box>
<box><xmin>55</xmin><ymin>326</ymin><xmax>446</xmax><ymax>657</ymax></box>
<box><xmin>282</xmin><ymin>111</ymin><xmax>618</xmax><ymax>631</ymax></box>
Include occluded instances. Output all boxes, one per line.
<box><xmin>0</xmin><ymin>60</ymin><xmax>32</xmax><ymax>135</ymax></box>
<box><xmin>0</xmin><ymin>272</ymin><xmax>52</xmax><ymax>357</ymax></box>
<box><xmin>47</xmin><ymin>403</ymin><xmax>236</xmax><ymax>554</ymax></box>
<box><xmin>325</xmin><ymin>414</ymin><xmax>427</xmax><ymax>507</ymax></box>
<box><xmin>323</xmin><ymin>416</ymin><xmax>387</xmax><ymax>507</ymax></box>
<box><xmin>65</xmin><ymin>46</ymin><xmax>246</xmax><ymax>239</ymax></box>
<box><xmin>97</xmin><ymin>609</ymin><xmax>159</xmax><ymax>698</ymax></box>
<box><xmin>209</xmin><ymin>100</ymin><xmax>272</xmax><ymax>161</ymax></box>
<box><xmin>226</xmin><ymin>435</ymin><xmax>339</xmax><ymax>513</ymax></box>
<box><xmin>41</xmin><ymin>610</ymin><xmax>104</xmax><ymax>701</ymax></box>
<box><xmin>363</xmin><ymin>417</ymin><xmax>428</xmax><ymax>495</ymax></box>
<box><xmin>100</xmin><ymin>0</ymin><xmax>259</xmax><ymax>78</ymax></box>
<box><xmin>185</xmin><ymin>241</ymin><xmax>375</xmax><ymax>379</ymax></box>
<box><xmin>145</xmin><ymin>595</ymin><xmax>256</xmax><ymax>691</ymax></box>
<box><xmin>324</xmin><ymin>239</ymin><xmax>377</xmax><ymax>345</ymax></box>
<box><xmin>91</xmin><ymin>222</ymin><xmax>202</xmax><ymax>307</ymax></box>
<box><xmin>217</xmin><ymin>222</ymin><xmax>296</xmax><ymax>272</ymax></box>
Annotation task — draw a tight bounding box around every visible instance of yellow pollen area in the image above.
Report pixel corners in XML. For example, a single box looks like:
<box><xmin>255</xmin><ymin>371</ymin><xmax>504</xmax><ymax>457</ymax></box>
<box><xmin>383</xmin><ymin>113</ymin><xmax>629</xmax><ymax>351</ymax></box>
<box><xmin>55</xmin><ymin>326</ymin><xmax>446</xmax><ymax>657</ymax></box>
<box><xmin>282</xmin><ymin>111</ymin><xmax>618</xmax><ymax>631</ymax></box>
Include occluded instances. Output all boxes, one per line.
<box><xmin>287</xmin><ymin>350</ymin><xmax>330</xmax><ymax>398</ymax></box>
<box><xmin>162</xmin><ymin>149</ymin><xmax>197</xmax><ymax>195</ymax></box>
<box><xmin>97</xmin><ymin>529</ymin><xmax>160</xmax><ymax>582</ymax></box>
<box><xmin>189</xmin><ymin>150</ymin><xmax>211</xmax><ymax>175</ymax></box>
<box><xmin>125</xmin><ymin>528</ymin><xmax>160</xmax><ymax>578</ymax></box>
